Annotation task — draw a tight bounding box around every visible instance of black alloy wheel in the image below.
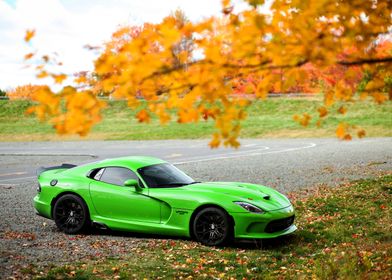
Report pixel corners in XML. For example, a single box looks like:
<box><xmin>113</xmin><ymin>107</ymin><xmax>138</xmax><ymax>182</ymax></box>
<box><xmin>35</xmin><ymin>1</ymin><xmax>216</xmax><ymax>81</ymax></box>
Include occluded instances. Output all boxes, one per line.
<box><xmin>192</xmin><ymin>207</ymin><xmax>231</xmax><ymax>246</ymax></box>
<box><xmin>53</xmin><ymin>194</ymin><xmax>89</xmax><ymax>234</ymax></box>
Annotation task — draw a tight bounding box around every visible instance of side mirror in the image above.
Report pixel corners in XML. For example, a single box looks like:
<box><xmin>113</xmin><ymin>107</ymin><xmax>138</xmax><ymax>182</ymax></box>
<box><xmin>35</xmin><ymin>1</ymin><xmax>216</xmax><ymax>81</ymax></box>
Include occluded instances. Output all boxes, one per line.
<box><xmin>124</xmin><ymin>179</ymin><xmax>138</xmax><ymax>187</ymax></box>
<box><xmin>124</xmin><ymin>179</ymin><xmax>142</xmax><ymax>191</ymax></box>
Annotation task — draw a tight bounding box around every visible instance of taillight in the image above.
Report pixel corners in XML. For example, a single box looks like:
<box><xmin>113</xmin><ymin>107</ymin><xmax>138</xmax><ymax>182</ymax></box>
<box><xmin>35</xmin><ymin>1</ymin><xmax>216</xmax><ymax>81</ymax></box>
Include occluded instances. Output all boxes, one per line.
<box><xmin>37</xmin><ymin>183</ymin><xmax>41</xmax><ymax>193</ymax></box>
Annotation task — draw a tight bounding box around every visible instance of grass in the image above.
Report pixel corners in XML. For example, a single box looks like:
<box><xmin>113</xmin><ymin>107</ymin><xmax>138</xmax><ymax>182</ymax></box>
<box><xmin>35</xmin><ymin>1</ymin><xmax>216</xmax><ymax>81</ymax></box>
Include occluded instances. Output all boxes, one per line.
<box><xmin>22</xmin><ymin>174</ymin><xmax>392</xmax><ymax>279</ymax></box>
<box><xmin>0</xmin><ymin>97</ymin><xmax>391</xmax><ymax>141</ymax></box>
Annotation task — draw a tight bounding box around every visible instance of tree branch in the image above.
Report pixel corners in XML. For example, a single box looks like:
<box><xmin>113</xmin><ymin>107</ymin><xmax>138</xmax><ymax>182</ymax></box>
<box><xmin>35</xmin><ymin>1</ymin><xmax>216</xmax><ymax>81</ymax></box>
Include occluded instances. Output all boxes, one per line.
<box><xmin>338</xmin><ymin>57</ymin><xmax>392</xmax><ymax>66</ymax></box>
<box><xmin>142</xmin><ymin>56</ymin><xmax>391</xmax><ymax>83</ymax></box>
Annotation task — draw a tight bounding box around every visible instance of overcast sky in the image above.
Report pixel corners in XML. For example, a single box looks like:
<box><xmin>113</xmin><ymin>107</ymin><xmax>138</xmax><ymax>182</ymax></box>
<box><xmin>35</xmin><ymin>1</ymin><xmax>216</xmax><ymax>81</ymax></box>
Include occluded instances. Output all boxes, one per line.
<box><xmin>0</xmin><ymin>0</ymin><xmax>259</xmax><ymax>90</ymax></box>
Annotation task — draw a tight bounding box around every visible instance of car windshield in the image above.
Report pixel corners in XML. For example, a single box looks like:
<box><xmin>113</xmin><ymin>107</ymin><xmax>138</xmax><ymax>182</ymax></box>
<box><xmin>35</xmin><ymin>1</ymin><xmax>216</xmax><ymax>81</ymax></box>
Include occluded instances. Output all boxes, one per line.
<box><xmin>138</xmin><ymin>163</ymin><xmax>196</xmax><ymax>188</ymax></box>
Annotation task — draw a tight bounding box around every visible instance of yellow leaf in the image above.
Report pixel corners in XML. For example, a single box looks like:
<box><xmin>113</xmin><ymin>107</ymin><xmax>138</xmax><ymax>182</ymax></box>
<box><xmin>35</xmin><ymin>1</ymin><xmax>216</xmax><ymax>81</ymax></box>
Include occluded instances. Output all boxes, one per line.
<box><xmin>52</xmin><ymin>74</ymin><xmax>67</xmax><ymax>84</ymax></box>
<box><xmin>74</xmin><ymin>76</ymin><xmax>87</xmax><ymax>84</ymax></box>
<box><xmin>209</xmin><ymin>133</ymin><xmax>221</xmax><ymax>148</ymax></box>
<box><xmin>37</xmin><ymin>71</ymin><xmax>48</xmax><ymax>79</ymax></box>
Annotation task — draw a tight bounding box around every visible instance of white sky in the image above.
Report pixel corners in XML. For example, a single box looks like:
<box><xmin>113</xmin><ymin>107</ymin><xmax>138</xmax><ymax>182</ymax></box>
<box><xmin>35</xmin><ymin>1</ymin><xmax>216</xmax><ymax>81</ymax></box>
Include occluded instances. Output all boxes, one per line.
<box><xmin>0</xmin><ymin>0</ymin><xmax>257</xmax><ymax>90</ymax></box>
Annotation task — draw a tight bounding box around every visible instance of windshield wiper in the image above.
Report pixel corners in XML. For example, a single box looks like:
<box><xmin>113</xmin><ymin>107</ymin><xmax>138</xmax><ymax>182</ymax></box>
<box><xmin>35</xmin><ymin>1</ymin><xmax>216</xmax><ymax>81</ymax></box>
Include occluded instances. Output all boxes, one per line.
<box><xmin>156</xmin><ymin>181</ymin><xmax>201</xmax><ymax>187</ymax></box>
<box><xmin>156</xmin><ymin>183</ymin><xmax>188</xmax><ymax>187</ymax></box>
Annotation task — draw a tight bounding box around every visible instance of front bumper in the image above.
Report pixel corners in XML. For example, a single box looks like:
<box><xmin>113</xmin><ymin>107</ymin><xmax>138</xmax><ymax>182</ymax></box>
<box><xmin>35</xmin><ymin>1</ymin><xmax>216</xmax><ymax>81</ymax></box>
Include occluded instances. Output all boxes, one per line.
<box><xmin>231</xmin><ymin>205</ymin><xmax>297</xmax><ymax>239</ymax></box>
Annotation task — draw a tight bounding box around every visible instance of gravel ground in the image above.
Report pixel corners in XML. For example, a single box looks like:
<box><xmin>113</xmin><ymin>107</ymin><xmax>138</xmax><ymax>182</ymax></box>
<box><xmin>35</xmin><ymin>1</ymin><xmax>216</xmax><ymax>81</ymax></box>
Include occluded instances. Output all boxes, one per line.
<box><xmin>0</xmin><ymin>138</ymin><xmax>391</xmax><ymax>279</ymax></box>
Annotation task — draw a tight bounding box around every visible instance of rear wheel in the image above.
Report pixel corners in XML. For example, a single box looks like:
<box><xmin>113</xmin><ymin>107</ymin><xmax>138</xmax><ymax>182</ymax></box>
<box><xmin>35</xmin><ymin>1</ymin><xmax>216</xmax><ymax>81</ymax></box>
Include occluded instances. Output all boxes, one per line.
<box><xmin>53</xmin><ymin>194</ymin><xmax>89</xmax><ymax>234</ymax></box>
<box><xmin>192</xmin><ymin>207</ymin><xmax>231</xmax><ymax>246</ymax></box>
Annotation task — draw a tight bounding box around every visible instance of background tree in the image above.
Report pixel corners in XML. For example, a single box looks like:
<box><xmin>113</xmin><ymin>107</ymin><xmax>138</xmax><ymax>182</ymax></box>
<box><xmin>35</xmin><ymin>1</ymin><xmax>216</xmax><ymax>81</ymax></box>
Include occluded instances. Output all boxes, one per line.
<box><xmin>6</xmin><ymin>84</ymin><xmax>47</xmax><ymax>100</ymax></box>
<box><xmin>25</xmin><ymin>0</ymin><xmax>392</xmax><ymax>147</ymax></box>
<box><xmin>0</xmin><ymin>88</ymin><xmax>6</xmax><ymax>97</ymax></box>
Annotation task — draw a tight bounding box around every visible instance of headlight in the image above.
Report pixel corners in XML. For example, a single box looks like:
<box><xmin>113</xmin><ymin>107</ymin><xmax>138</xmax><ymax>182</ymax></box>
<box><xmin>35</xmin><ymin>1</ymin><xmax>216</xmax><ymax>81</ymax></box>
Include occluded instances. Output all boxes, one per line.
<box><xmin>36</xmin><ymin>183</ymin><xmax>41</xmax><ymax>193</ymax></box>
<box><xmin>234</xmin><ymin>202</ymin><xmax>264</xmax><ymax>214</ymax></box>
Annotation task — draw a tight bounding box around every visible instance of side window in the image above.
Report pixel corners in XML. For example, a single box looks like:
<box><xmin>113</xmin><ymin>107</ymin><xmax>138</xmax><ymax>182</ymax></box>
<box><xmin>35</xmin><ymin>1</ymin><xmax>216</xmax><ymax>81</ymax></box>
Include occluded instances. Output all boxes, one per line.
<box><xmin>88</xmin><ymin>168</ymin><xmax>105</xmax><ymax>180</ymax></box>
<box><xmin>99</xmin><ymin>167</ymin><xmax>138</xmax><ymax>186</ymax></box>
<box><xmin>94</xmin><ymin>168</ymin><xmax>105</xmax><ymax>180</ymax></box>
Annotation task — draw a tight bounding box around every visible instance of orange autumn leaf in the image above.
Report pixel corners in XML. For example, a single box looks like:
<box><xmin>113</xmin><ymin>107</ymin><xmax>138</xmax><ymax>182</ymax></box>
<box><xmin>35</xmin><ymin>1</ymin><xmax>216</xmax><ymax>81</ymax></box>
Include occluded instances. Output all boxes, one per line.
<box><xmin>24</xmin><ymin>29</ymin><xmax>35</xmax><ymax>42</ymax></box>
<box><xmin>343</xmin><ymin>134</ymin><xmax>352</xmax><ymax>141</ymax></box>
<box><xmin>209</xmin><ymin>133</ymin><xmax>221</xmax><ymax>149</ymax></box>
<box><xmin>52</xmin><ymin>74</ymin><xmax>67</xmax><ymax>84</ymax></box>
<box><xmin>294</xmin><ymin>113</ymin><xmax>311</xmax><ymax>127</ymax></box>
<box><xmin>336</xmin><ymin>123</ymin><xmax>347</xmax><ymax>139</ymax></box>
<box><xmin>372</xmin><ymin>92</ymin><xmax>388</xmax><ymax>104</ymax></box>
<box><xmin>317</xmin><ymin>106</ymin><xmax>328</xmax><ymax>118</ymax></box>
<box><xmin>337</xmin><ymin>106</ymin><xmax>347</xmax><ymax>115</ymax></box>
<box><xmin>136</xmin><ymin>110</ymin><xmax>150</xmax><ymax>123</ymax></box>
<box><xmin>357</xmin><ymin>129</ymin><xmax>366</xmax><ymax>138</ymax></box>
<box><xmin>24</xmin><ymin>53</ymin><xmax>35</xmax><ymax>60</ymax></box>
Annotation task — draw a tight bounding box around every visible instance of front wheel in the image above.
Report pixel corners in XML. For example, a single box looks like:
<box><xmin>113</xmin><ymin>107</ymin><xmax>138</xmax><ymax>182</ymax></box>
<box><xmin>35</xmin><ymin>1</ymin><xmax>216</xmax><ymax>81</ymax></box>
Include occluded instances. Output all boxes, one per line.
<box><xmin>53</xmin><ymin>194</ymin><xmax>89</xmax><ymax>234</ymax></box>
<box><xmin>192</xmin><ymin>207</ymin><xmax>232</xmax><ymax>246</ymax></box>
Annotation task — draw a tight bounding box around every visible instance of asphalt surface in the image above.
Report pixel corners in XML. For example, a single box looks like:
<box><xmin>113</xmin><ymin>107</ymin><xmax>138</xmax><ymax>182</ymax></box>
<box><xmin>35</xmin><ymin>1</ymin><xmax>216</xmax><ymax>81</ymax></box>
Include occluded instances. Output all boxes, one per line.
<box><xmin>0</xmin><ymin>138</ymin><xmax>391</xmax><ymax>278</ymax></box>
<box><xmin>0</xmin><ymin>138</ymin><xmax>391</xmax><ymax>190</ymax></box>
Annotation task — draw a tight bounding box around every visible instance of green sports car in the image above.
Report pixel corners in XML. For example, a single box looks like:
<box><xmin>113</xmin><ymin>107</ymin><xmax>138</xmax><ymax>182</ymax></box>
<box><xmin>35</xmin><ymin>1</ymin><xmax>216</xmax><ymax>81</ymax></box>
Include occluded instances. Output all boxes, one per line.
<box><xmin>34</xmin><ymin>156</ymin><xmax>296</xmax><ymax>246</ymax></box>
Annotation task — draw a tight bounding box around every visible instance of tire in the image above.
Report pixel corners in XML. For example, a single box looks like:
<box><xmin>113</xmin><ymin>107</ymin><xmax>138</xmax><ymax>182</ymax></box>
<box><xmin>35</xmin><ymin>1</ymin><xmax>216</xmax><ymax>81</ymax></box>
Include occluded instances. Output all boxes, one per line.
<box><xmin>192</xmin><ymin>207</ymin><xmax>232</xmax><ymax>246</ymax></box>
<box><xmin>53</xmin><ymin>194</ymin><xmax>90</xmax><ymax>234</ymax></box>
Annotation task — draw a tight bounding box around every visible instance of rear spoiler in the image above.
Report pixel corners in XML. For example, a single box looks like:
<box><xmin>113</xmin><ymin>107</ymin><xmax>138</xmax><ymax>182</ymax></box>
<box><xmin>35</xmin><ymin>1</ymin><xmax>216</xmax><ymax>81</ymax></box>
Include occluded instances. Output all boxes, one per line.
<box><xmin>37</xmin><ymin>163</ymin><xmax>77</xmax><ymax>176</ymax></box>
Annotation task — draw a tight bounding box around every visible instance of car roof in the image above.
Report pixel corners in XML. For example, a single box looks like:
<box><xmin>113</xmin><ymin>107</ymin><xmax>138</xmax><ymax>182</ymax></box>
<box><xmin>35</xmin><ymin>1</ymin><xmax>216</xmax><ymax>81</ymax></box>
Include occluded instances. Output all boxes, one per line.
<box><xmin>99</xmin><ymin>156</ymin><xmax>167</xmax><ymax>169</ymax></box>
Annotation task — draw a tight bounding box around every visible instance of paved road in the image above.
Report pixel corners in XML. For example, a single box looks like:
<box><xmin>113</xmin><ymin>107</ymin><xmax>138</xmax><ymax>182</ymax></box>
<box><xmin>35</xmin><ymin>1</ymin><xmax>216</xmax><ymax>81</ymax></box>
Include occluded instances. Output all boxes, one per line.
<box><xmin>0</xmin><ymin>138</ymin><xmax>391</xmax><ymax>277</ymax></box>
<box><xmin>0</xmin><ymin>138</ymin><xmax>391</xmax><ymax>191</ymax></box>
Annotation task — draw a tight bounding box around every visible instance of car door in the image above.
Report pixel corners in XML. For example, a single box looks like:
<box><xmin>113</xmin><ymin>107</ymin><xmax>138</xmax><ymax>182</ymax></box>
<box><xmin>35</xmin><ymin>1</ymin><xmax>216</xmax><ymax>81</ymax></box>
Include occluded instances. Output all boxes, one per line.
<box><xmin>89</xmin><ymin>166</ymin><xmax>161</xmax><ymax>223</ymax></box>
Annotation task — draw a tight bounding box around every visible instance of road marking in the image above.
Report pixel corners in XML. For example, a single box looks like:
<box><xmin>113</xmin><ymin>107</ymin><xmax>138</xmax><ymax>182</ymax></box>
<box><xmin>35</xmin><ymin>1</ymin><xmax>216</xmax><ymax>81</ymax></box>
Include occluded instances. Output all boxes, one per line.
<box><xmin>173</xmin><ymin>146</ymin><xmax>270</xmax><ymax>163</ymax></box>
<box><xmin>0</xmin><ymin>176</ymin><xmax>35</xmax><ymax>182</ymax></box>
<box><xmin>0</xmin><ymin>153</ymin><xmax>97</xmax><ymax>157</ymax></box>
<box><xmin>174</xmin><ymin>143</ymin><xmax>316</xmax><ymax>164</ymax></box>
<box><xmin>165</xmin><ymin>153</ymin><xmax>183</xmax><ymax>158</ymax></box>
<box><xmin>0</xmin><ymin>183</ymin><xmax>19</xmax><ymax>187</ymax></box>
<box><xmin>243</xmin><ymin>144</ymin><xmax>257</xmax><ymax>147</ymax></box>
<box><xmin>0</xmin><ymin>171</ymin><xmax>27</xmax><ymax>177</ymax></box>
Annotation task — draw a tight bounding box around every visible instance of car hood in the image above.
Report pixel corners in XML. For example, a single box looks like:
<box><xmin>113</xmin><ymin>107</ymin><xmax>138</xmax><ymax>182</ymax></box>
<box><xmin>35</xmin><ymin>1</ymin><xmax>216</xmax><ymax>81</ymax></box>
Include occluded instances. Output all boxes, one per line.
<box><xmin>181</xmin><ymin>182</ymin><xmax>291</xmax><ymax>212</ymax></box>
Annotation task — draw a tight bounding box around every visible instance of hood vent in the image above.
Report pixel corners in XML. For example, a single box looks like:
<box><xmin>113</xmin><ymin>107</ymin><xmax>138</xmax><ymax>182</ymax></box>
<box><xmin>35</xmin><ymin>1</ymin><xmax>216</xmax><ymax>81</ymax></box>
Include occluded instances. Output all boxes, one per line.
<box><xmin>263</xmin><ymin>194</ymin><xmax>271</xmax><ymax>200</ymax></box>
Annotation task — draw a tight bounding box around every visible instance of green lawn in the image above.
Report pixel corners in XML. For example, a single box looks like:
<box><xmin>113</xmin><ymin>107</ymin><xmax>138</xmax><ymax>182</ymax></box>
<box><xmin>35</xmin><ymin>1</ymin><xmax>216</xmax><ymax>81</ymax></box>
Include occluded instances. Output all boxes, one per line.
<box><xmin>0</xmin><ymin>98</ymin><xmax>391</xmax><ymax>141</ymax></box>
<box><xmin>22</xmin><ymin>175</ymin><xmax>392</xmax><ymax>279</ymax></box>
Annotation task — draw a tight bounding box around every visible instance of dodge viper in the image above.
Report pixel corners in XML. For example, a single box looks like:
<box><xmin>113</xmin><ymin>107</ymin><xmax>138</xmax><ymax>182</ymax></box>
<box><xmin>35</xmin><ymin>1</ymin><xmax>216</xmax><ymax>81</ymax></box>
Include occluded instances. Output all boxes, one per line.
<box><xmin>34</xmin><ymin>156</ymin><xmax>296</xmax><ymax>246</ymax></box>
